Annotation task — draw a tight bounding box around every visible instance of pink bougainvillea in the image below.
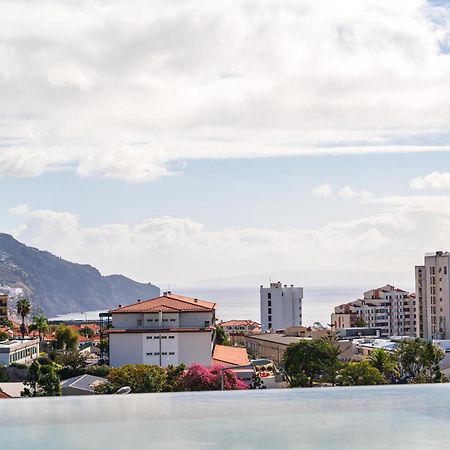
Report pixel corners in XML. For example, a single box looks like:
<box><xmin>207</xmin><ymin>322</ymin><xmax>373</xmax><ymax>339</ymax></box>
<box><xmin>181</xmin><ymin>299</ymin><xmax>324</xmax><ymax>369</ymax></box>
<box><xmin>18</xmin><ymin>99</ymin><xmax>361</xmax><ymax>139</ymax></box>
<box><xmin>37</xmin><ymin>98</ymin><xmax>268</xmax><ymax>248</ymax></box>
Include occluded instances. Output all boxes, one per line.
<box><xmin>181</xmin><ymin>363</ymin><xmax>248</xmax><ymax>391</ymax></box>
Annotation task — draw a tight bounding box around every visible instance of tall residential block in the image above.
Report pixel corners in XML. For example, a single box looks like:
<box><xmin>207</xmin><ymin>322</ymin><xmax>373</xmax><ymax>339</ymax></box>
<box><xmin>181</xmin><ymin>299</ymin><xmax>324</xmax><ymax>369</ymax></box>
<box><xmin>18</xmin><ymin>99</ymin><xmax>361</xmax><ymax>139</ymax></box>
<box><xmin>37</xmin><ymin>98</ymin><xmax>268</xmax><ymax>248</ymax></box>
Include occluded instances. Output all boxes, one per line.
<box><xmin>0</xmin><ymin>294</ymin><xmax>8</xmax><ymax>321</ymax></box>
<box><xmin>415</xmin><ymin>251</ymin><xmax>450</xmax><ymax>340</ymax></box>
<box><xmin>331</xmin><ymin>285</ymin><xmax>417</xmax><ymax>337</ymax></box>
<box><xmin>260</xmin><ymin>282</ymin><xmax>303</xmax><ymax>332</ymax></box>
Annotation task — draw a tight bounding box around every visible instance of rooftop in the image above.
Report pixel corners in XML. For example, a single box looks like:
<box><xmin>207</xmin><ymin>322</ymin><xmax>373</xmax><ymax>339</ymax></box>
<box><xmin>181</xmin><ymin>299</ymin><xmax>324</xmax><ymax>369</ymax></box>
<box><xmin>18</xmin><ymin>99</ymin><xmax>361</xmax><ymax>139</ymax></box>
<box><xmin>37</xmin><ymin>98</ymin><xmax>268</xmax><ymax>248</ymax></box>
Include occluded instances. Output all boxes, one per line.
<box><xmin>111</xmin><ymin>293</ymin><xmax>216</xmax><ymax>314</ymax></box>
<box><xmin>212</xmin><ymin>345</ymin><xmax>249</xmax><ymax>366</ymax></box>
<box><xmin>1</xmin><ymin>385</ymin><xmax>450</xmax><ymax>448</ymax></box>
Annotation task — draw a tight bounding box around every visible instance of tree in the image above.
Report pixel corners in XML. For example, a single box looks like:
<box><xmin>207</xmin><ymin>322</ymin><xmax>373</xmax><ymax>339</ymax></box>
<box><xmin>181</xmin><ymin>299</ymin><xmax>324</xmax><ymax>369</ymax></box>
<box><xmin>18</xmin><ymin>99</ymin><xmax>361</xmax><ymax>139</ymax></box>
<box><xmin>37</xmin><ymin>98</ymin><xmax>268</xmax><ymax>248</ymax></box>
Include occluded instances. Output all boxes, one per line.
<box><xmin>283</xmin><ymin>340</ymin><xmax>340</xmax><ymax>387</ymax></box>
<box><xmin>163</xmin><ymin>364</ymin><xmax>185</xmax><ymax>392</ymax></box>
<box><xmin>56</xmin><ymin>350</ymin><xmax>87</xmax><ymax>370</ymax></box>
<box><xmin>215</xmin><ymin>327</ymin><xmax>231</xmax><ymax>346</ymax></box>
<box><xmin>368</xmin><ymin>348</ymin><xmax>399</xmax><ymax>381</ymax></box>
<box><xmin>0</xmin><ymin>317</ymin><xmax>13</xmax><ymax>329</ymax></box>
<box><xmin>337</xmin><ymin>361</ymin><xmax>385</xmax><ymax>386</ymax></box>
<box><xmin>79</xmin><ymin>326</ymin><xmax>94</xmax><ymax>338</ymax></box>
<box><xmin>181</xmin><ymin>364</ymin><xmax>247</xmax><ymax>391</ymax></box>
<box><xmin>354</xmin><ymin>316</ymin><xmax>367</xmax><ymax>327</ymax></box>
<box><xmin>395</xmin><ymin>338</ymin><xmax>444</xmax><ymax>383</ymax></box>
<box><xmin>106</xmin><ymin>364</ymin><xmax>167</xmax><ymax>393</ymax></box>
<box><xmin>22</xmin><ymin>361</ymin><xmax>61</xmax><ymax>397</ymax></box>
<box><xmin>0</xmin><ymin>331</ymin><xmax>10</xmax><ymax>341</ymax></box>
<box><xmin>16</xmin><ymin>298</ymin><xmax>31</xmax><ymax>339</ymax></box>
<box><xmin>54</xmin><ymin>324</ymin><xmax>79</xmax><ymax>351</ymax></box>
<box><xmin>28</xmin><ymin>314</ymin><xmax>49</xmax><ymax>342</ymax></box>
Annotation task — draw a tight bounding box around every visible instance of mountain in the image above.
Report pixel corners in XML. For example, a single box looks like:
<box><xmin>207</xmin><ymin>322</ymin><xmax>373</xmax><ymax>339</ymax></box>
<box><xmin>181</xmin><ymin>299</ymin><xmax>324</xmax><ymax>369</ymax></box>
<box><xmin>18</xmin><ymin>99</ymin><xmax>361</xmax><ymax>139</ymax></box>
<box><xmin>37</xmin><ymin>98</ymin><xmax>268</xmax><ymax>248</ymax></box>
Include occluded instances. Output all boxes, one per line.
<box><xmin>0</xmin><ymin>233</ymin><xmax>160</xmax><ymax>316</ymax></box>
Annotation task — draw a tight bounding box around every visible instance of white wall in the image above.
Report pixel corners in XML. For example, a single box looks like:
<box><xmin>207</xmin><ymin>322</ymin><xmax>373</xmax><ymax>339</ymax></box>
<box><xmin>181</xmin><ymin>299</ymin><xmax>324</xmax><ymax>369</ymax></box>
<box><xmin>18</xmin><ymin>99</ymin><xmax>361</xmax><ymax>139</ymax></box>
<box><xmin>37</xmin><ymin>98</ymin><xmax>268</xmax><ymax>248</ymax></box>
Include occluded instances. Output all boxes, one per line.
<box><xmin>109</xmin><ymin>333</ymin><xmax>143</xmax><ymax>367</ymax></box>
<box><xmin>260</xmin><ymin>283</ymin><xmax>303</xmax><ymax>332</ymax></box>
<box><xmin>178</xmin><ymin>332</ymin><xmax>213</xmax><ymax>366</ymax></box>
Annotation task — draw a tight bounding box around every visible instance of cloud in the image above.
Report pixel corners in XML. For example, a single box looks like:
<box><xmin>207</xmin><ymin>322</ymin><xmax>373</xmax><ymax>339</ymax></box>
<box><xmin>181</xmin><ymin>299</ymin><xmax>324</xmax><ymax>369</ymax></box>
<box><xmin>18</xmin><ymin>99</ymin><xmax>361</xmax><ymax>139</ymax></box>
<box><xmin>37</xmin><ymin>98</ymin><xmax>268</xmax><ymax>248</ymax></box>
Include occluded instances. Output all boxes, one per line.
<box><xmin>313</xmin><ymin>184</ymin><xmax>333</xmax><ymax>198</ymax></box>
<box><xmin>409</xmin><ymin>171</ymin><xmax>450</xmax><ymax>190</ymax></box>
<box><xmin>10</xmin><ymin>195</ymin><xmax>450</xmax><ymax>286</ymax></box>
<box><xmin>338</xmin><ymin>186</ymin><xmax>373</xmax><ymax>200</ymax></box>
<box><xmin>1</xmin><ymin>1</ymin><xmax>450</xmax><ymax>181</ymax></box>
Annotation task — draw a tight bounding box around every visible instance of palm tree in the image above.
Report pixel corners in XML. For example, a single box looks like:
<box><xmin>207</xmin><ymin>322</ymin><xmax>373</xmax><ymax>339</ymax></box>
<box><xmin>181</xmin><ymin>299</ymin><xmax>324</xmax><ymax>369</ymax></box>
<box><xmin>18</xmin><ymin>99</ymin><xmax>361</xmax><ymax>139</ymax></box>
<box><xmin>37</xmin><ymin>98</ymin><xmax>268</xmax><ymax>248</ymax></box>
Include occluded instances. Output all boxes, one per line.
<box><xmin>16</xmin><ymin>298</ymin><xmax>31</xmax><ymax>339</ymax></box>
<box><xmin>0</xmin><ymin>317</ymin><xmax>13</xmax><ymax>329</ymax></box>
<box><xmin>368</xmin><ymin>348</ymin><xmax>399</xmax><ymax>382</ymax></box>
<box><xmin>28</xmin><ymin>314</ymin><xmax>49</xmax><ymax>342</ymax></box>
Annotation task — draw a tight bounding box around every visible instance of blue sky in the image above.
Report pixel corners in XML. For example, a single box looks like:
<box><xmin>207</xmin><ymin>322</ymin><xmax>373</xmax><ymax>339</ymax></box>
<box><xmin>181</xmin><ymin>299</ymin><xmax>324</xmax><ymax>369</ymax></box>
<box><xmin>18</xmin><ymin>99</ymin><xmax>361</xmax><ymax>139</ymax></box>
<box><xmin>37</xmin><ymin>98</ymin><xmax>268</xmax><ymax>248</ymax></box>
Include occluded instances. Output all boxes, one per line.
<box><xmin>1</xmin><ymin>0</ymin><xmax>450</xmax><ymax>288</ymax></box>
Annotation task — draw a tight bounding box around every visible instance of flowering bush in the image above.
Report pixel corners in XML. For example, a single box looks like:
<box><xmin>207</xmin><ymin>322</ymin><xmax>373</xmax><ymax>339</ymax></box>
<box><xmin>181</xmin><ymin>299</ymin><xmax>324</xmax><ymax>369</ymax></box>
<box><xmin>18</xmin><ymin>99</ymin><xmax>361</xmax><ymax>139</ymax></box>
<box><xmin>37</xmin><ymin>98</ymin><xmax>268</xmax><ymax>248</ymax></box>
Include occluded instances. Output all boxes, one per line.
<box><xmin>182</xmin><ymin>363</ymin><xmax>247</xmax><ymax>391</ymax></box>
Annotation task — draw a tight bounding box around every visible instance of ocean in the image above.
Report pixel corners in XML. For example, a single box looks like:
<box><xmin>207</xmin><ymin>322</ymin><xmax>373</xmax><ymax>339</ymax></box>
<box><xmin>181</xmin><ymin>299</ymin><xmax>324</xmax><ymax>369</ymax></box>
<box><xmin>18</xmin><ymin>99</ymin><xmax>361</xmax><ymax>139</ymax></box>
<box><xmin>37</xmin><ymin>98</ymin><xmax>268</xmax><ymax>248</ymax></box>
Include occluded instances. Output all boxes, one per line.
<box><xmin>49</xmin><ymin>286</ymin><xmax>365</xmax><ymax>326</ymax></box>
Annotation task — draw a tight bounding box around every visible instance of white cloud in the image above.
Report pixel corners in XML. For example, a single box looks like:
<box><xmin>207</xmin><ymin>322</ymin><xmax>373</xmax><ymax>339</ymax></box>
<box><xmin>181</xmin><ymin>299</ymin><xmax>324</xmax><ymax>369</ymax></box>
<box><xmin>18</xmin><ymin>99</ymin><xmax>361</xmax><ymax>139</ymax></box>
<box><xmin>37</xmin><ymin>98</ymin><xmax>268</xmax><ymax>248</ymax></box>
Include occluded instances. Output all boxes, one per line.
<box><xmin>409</xmin><ymin>171</ymin><xmax>450</xmax><ymax>190</ymax></box>
<box><xmin>313</xmin><ymin>184</ymin><xmax>333</xmax><ymax>198</ymax></box>
<box><xmin>338</xmin><ymin>186</ymin><xmax>373</xmax><ymax>200</ymax></box>
<box><xmin>1</xmin><ymin>1</ymin><xmax>450</xmax><ymax>181</ymax></box>
<box><xmin>10</xmin><ymin>194</ymin><xmax>450</xmax><ymax>286</ymax></box>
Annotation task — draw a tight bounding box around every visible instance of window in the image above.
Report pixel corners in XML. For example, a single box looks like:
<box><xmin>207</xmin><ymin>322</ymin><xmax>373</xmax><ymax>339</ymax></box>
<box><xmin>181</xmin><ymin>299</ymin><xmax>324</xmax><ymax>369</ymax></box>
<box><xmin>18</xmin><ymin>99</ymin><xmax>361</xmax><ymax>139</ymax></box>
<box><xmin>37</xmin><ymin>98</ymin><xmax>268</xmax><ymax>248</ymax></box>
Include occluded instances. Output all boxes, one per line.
<box><xmin>161</xmin><ymin>336</ymin><xmax>167</xmax><ymax>339</ymax></box>
<box><xmin>268</xmin><ymin>322</ymin><xmax>272</xmax><ymax>329</ymax></box>
<box><xmin>268</xmin><ymin>308</ymin><xmax>272</xmax><ymax>314</ymax></box>
<box><xmin>146</xmin><ymin>336</ymin><xmax>153</xmax><ymax>339</ymax></box>
<box><xmin>169</xmin><ymin>336</ymin><xmax>175</xmax><ymax>339</ymax></box>
<box><xmin>267</xmin><ymin>293</ymin><xmax>271</xmax><ymax>299</ymax></box>
<box><xmin>169</xmin><ymin>352</ymin><xmax>175</xmax><ymax>355</ymax></box>
<box><xmin>137</xmin><ymin>319</ymin><xmax>143</xmax><ymax>327</ymax></box>
<box><xmin>163</xmin><ymin>319</ymin><xmax>168</xmax><ymax>322</ymax></box>
<box><xmin>268</xmin><ymin>315</ymin><xmax>272</xmax><ymax>322</ymax></box>
<box><xmin>445</xmin><ymin>266</ymin><xmax>448</xmax><ymax>275</ymax></box>
<box><xmin>268</xmin><ymin>300</ymin><xmax>272</xmax><ymax>307</ymax></box>
<box><xmin>162</xmin><ymin>352</ymin><xmax>168</xmax><ymax>355</ymax></box>
<box><xmin>170</xmin><ymin>319</ymin><xmax>176</xmax><ymax>322</ymax></box>
<box><xmin>146</xmin><ymin>352</ymin><xmax>152</xmax><ymax>356</ymax></box>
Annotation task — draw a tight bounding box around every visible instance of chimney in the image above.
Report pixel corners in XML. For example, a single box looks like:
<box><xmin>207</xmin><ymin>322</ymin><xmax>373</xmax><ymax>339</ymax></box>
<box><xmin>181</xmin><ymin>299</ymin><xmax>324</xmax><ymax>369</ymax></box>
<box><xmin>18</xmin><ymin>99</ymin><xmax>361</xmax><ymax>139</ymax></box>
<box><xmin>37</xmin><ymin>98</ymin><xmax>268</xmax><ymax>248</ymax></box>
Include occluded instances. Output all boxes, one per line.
<box><xmin>137</xmin><ymin>299</ymin><xmax>141</xmax><ymax>303</ymax></box>
<box><xmin>194</xmin><ymin>298</ymin><xmax>198</xmax><ymax>303</ymax></box>
<box><xmin>118</xmin><ymin>304</ymin><xmax>122</xmax><ymax>308</ymax></box>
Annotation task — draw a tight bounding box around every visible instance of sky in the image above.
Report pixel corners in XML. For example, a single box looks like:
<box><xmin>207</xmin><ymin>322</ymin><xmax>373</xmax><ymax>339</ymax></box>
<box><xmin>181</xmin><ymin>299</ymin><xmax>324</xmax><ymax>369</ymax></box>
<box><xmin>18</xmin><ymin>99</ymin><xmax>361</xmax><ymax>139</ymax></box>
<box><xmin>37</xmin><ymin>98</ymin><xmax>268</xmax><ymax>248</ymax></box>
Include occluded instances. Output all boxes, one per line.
<box><xmin>1</xmin><ymin>0</ymin><xmax>450</xmax><ymax>289</ymax></box>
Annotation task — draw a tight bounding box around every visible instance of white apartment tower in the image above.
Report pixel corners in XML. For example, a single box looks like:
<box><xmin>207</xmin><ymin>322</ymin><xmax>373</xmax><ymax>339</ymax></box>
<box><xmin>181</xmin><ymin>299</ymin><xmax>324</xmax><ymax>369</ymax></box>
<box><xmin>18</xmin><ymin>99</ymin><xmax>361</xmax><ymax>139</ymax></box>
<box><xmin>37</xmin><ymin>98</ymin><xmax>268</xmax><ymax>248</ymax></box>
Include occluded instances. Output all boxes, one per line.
<box><xmin>415</xmin><ymin>251</ymin><xmax>450</xmax><ymax>340</ymax></box>
<box><xmin>260</xmin><ymin>282</ymin><xmax>303</xmax><ymax>332</ymax></box>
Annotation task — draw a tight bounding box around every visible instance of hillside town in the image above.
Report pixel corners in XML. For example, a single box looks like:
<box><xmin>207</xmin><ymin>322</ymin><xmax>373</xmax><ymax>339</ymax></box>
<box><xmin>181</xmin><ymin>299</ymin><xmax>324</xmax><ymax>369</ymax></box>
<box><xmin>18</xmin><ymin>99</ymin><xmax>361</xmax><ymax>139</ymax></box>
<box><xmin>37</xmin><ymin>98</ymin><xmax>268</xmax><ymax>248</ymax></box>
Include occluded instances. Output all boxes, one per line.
<box><xmin>1</xmin><ymin>250</ymin><xmax>450</xmax><ymax>398</ymax></box>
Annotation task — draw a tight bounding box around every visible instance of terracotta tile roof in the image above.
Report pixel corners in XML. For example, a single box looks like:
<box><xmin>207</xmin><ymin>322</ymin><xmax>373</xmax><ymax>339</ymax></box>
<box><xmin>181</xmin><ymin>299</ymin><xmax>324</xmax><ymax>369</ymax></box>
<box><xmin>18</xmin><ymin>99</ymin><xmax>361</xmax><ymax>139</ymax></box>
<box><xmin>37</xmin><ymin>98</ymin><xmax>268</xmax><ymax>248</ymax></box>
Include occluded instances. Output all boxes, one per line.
<box><xmin>212</xmin><ymin>345</ymin><xmax>249</xmax><ymax>367</ymax></box>
<box><xmin>110</xmin><ymin>293</ymin><xmax>216</xmax><ymax>314</ymax></box>
<box><xmin>0</xmin><ymin>390</ymin><xmax>11</xmax><ymax>399</ymax></box>
<box><xmin>220</xmin><ymin>320</ymin><xmax>260</xmax><ymax>328</ymax></box>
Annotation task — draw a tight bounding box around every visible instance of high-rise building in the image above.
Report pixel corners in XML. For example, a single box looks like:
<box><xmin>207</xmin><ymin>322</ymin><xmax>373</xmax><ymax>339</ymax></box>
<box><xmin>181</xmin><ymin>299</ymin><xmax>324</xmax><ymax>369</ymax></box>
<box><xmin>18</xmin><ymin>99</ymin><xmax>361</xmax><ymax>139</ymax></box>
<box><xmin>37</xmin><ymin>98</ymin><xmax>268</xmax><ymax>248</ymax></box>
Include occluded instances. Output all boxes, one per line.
<box><xmin>331</xmin><ymin>285</ymin><xmax>417</xmax><ymax>337</ymax></box>
<box><xmin>415</xmin><ymin>251</ymin><xmax>450</xmax><ymax>340</ymax></box>
<box><xmin>0</xmin><ymin>294</ymin><xmax>8</xmax><ymax>322</ymax></box>
<box><xmin>260</xmin><ymin>282</ymin><xmax>303</xmax><ymax>332</ymax></box>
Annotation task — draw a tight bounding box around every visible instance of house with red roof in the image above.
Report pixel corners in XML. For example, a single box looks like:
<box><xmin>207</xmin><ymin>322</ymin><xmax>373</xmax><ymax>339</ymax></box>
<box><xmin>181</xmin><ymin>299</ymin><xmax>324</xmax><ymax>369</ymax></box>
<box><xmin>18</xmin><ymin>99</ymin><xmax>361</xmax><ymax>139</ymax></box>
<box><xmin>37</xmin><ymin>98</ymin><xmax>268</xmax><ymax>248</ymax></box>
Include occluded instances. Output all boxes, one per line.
<box><xmin>108</xmin><ymin>292</ymin><xmax>217</xmax><ymax>368</ymax></box>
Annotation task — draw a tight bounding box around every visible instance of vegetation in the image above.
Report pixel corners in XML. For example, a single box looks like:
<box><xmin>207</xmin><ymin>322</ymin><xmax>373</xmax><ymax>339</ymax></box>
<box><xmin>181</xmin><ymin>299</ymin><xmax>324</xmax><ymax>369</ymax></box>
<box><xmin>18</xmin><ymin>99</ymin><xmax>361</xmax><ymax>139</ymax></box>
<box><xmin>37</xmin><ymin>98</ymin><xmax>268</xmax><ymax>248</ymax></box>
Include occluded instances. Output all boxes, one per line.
<box><xmin>79</xmin><ymin>326</ymin><xmax>95</xmax><ymax>338</ymax></box>
<box><xmin>0</xmin><ymin>331</ymin><xmax>10</xmax><ymax>341</ymax></box>
<box><xmin>368</xmin><ymin>348</ymin><xmax>399</xmax><ymax>381</ymax></box>
<box><xmin>16</xmin><ymin>298</ymin><xmax>31</xmax><ymax>339</ymax></box>
<box><xmin>283</xmin><ymin>339</ymin><xmax>340</xmax><ymax>387</ymax></box>
<box><xmin>58</xmin><ymin>364</ymin><xmax>111</xmax><ymax>381</ymax></box>
<box><xmin>28</xmin><ymin>314</ymin><xmax>49</xmax><ymax>342</ymax></box>
<box><xmin>22</xmin><ymin>360</ymin><xmax>61</xmax><ymax>397</ymax></box>
<box><xmin>53</xmin><ymin>324</ymin><xmax>79</xmax><ymax>351</ymax></box>
<box><xmin>337</xmin><ymin>361</ymin><xmax>385</xmax><ymax>386</ymax></box>
<box><xmin>395</xmin><ymin>338</ymin><xmax>445</xmax><ymax>383</ymax></box>
<box><xmin>105</xmin><ymin>364</ymin><xmax>168</xmax><ymax>393</ymax></box>
<box><xmin>56</xmin><ymin>350</ymin><xmax>87</xmax><ymax>370</ymax></box>
<box><xmin>354</xmin><ymin>316</ymin><xmax>367</xmax><ymax>327</ymax></box>
<box><xmin>215</xmin><ymin>326</ymin><xmax>231</xmax><ymax>346</ymax></box>
<box><xmin>182</xmin><ymin>364</ymin><xmax>247</xmax><ymax>391</ymax></box>
<box><xmin>0</xmin><ymin>317</ymin><xmax>14</xmax><ymax>329</ymax></box>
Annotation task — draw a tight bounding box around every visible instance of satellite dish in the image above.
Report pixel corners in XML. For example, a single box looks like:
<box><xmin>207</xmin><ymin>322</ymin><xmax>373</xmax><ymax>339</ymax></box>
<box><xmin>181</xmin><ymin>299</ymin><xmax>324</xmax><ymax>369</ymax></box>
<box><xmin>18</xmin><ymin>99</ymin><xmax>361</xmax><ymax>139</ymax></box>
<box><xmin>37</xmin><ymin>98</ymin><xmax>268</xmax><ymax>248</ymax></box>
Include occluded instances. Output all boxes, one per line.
<box><xmin>115</xmin><ymin>386</ymin><xmax>131</xmax><ymax>395</ymax></box>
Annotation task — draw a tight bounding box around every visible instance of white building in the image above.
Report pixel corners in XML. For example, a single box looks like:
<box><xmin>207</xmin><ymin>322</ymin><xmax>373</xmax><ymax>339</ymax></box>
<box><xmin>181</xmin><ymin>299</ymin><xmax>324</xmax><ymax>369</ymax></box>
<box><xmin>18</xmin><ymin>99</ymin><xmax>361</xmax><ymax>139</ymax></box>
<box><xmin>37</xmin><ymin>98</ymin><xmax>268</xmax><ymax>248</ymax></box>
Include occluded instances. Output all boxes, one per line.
<box><xmin>416</xmin><ymin>251</ymin><xmax>450</xmax><ymax>340</ymax></box>
<box><xmin>108</xmin><ymin>292</ymin><xmax>216</xmax><ymax>368</ymax></box>
<box><xmin>0</xmin><ymin>338</ymin><xmax>39</xmax><ymax>367</ymax></box>
<box><xmin>260</xmin><ymin>282</ymin><xmax>303</xmax><ymax>332</ymax></box>
<box><xmin>331</xmin><ymin>285</ymin><xmax>417</xmax><ymax>337</ymax></box>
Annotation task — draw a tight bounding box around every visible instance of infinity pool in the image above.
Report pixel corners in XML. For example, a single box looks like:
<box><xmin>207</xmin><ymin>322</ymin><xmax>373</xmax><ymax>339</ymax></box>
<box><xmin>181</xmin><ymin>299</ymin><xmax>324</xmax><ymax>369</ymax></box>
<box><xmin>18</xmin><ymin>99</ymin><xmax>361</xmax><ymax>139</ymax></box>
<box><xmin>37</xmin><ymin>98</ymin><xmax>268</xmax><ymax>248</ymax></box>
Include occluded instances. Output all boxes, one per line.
<box><xmin>1</xmin><ymin>384</ymin><xmax>449</xmax><ymax>449</ymax></box>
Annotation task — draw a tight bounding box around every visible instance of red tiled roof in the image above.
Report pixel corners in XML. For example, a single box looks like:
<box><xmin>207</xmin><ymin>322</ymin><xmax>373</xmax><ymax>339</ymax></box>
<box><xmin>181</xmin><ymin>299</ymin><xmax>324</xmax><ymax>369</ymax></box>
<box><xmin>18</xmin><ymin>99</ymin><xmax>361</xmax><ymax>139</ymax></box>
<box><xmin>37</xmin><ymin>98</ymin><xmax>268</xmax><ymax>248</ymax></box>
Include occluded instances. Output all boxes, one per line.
<box><xmin>212</xmin><ymin>345</ymin><xmax>249</xmax><ymax>366</ymax></box>
<box><xmin>220</xmin><ymin>320</ymin><xmax>260</xmax><ymax>328</ymax></box>
<box><xmin>0</xmin><ymin>390</ymin><xmax>11</xmax><ymax>399</ymax></box>
<box><xmin>110</xmin><ymin>293</ymin><xmax>216</xmax><ymax>313</ymax></box>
